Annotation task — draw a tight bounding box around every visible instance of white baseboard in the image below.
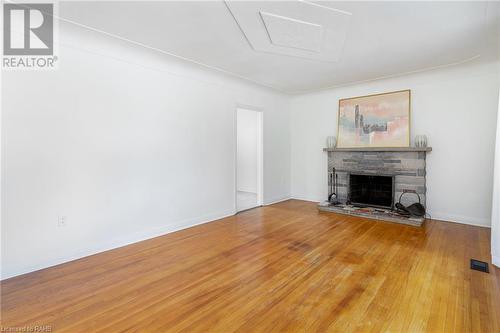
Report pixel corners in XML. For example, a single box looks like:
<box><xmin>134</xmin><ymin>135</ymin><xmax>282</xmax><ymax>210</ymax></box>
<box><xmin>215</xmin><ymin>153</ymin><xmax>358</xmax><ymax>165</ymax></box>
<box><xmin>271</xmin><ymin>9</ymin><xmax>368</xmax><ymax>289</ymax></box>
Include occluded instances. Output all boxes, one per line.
<box><xmin>3</xmin><ymin>193</ymin><xmax>296</xmax><ymax>280</ymax></box>
<box><xmin>290</xmin><ymin>195</ymin><xmax>322</xmax><ymax>203</ymax></box>
<box><xmin>428</xmin><ymin>212</ymin><xmax>491</xmax><ymax>228</ymax></box>
<box><xmin>492</xmin><ymin>255</ymin><xmax>500</xmax><ymax>268</ymax></box>
<box><xmin>290</xmin><ymin>196</ymin><xmax>491</xmax><ymax>228</ymax></box>
<box><xmin>264</xmin><ymin>196</ymin><xmax>291</xmax><ymax>206</ymax></box>
<box><xmin>3</xmin><ymin>201</ymin><xmax>491</xmax><ymax>280</ymax></box>
<box><xmin>1</xmin><ymin>209</ymin><xmax>236</xmax><ymax>280</ymax></box>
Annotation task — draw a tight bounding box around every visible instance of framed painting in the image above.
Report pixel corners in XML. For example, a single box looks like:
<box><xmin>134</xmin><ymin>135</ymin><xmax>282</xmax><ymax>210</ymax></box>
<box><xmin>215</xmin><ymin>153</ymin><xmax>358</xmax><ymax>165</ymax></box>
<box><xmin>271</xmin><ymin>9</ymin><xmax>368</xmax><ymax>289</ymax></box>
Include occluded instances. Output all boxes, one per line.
<box><xmin>337</xmin><ymin>90</ymin><xmax>411</xmax><ymax>148</ymax></box>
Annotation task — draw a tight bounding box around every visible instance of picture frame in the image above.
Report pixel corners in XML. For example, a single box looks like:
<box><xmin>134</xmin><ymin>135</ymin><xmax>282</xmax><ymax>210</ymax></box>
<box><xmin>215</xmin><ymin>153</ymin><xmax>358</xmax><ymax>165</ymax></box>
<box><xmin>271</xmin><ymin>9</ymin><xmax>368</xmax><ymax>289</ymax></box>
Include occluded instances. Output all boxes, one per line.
<box><xmin>337</xmin><ymin>89</ymin><xmax>411</xmax><ymax>148</ymax></box>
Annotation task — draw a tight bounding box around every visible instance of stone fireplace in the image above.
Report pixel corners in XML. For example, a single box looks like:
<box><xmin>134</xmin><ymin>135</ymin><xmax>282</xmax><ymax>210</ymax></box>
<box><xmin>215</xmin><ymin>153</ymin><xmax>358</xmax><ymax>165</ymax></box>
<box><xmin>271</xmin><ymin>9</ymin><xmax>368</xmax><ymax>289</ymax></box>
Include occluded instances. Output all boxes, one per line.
<box><xmin>320</xmin><ymin>147</ymin><xmax>432</xmax><ymax>226</ymax></box>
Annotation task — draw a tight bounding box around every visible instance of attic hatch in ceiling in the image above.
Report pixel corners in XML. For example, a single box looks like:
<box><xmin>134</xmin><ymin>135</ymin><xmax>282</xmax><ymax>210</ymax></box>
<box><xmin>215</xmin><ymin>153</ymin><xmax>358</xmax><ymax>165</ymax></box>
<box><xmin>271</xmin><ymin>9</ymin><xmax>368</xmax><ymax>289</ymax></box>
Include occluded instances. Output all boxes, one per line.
<box><xmin>260</xmin><ymin>12</ymin><xmax>323</xmax><ymax>52</ymax></box>
<box><xmin>225</xmin><ymin>0</ymin><xmax>352</xmax><ymax>62</ymax></box>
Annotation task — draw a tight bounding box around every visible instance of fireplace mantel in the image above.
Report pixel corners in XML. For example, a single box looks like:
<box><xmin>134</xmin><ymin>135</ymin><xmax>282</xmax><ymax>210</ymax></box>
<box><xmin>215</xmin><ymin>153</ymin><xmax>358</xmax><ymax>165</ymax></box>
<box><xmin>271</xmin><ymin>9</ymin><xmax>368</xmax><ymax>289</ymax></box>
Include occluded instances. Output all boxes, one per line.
<box><xmin>323</xmin><ymin>147</ymin><xmax>432</xmax><ymax>152</ymax></box>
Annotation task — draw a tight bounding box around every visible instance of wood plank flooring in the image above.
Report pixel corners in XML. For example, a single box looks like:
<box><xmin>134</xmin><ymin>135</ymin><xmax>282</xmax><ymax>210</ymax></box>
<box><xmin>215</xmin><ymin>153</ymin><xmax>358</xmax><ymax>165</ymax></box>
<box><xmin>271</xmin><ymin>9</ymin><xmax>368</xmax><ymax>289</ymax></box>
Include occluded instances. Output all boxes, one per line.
<box><xmin>1</xmin><ymin>200</ymin><xmax>499</xmax><ymax>332</ymax></box>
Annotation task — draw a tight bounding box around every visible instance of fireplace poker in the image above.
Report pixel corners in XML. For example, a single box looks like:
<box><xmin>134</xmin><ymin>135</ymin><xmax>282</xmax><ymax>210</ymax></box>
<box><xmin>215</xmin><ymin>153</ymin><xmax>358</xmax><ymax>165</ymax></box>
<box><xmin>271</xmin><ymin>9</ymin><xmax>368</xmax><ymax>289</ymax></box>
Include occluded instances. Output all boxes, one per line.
<box><xmin>328</xmin><ymin>167</ymin><xmax>339</xmax><ymax>205</ymax></box>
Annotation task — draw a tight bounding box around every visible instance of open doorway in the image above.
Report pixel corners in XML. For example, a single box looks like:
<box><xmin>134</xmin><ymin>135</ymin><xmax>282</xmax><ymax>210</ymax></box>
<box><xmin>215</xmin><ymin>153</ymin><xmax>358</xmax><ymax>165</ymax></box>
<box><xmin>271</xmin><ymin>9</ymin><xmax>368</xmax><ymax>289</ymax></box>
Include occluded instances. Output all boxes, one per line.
<box><xmin>236</xmin><ymin>107</ymin><xmax>263</xmax><ymax>212</ymax></box>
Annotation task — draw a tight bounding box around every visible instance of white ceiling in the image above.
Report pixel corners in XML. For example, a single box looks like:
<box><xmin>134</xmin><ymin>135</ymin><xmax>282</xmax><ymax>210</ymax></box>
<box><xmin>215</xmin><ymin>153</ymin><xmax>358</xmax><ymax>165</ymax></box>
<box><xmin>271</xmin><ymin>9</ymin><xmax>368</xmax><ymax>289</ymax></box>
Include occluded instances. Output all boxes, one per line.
<box><xmin>59</xmin><ymin>1</ymin><xmax>500</xmax><ymax>94</ymax></box>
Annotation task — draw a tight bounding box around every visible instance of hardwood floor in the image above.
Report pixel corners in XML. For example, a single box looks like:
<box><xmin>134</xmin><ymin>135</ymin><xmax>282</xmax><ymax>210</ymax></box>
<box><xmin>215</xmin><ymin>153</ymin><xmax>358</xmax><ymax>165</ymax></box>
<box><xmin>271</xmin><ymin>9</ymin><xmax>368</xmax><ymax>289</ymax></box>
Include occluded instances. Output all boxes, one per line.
<box><xmin>2</xmin><ymin>200</ymin><xmax>499</xmax><ymax>332</ymax></box>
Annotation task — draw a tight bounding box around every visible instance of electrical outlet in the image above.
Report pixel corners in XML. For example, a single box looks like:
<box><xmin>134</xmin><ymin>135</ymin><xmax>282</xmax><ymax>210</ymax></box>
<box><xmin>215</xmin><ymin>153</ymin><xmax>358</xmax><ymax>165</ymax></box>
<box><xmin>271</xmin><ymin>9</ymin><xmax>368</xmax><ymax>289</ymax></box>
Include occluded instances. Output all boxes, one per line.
<box><xmin>58</xmin><ymin>216</ymin><xmax>67</xmax><ymax>227</ymax></box>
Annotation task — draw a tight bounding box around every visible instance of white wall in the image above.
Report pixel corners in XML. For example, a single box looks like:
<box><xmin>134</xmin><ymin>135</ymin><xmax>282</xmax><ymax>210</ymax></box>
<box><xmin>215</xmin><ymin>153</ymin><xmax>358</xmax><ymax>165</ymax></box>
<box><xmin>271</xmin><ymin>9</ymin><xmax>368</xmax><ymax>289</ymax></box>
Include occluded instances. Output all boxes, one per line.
<box><xmin>492</xmin><ymin>88</ymin><xmax>500</xmax><ymax>267</ymax></box>
<box><xmin>1</xmin><ymin>21</ymin><xmax>291</xmax><ymax>279</ymax></box>
<box><xmin>3</xmin><ymin>14</ymin><xmax>497</xmax><ymax>281</ymax></box>
<box><xmin>237</xmin><ymin>108</ymin><xmax>259</xmax><ymax>193</ymax></box>
<box><xmin>291</xmin><ymin>60</ymin><xmax>500</xmax><ymax>227</ymax></box>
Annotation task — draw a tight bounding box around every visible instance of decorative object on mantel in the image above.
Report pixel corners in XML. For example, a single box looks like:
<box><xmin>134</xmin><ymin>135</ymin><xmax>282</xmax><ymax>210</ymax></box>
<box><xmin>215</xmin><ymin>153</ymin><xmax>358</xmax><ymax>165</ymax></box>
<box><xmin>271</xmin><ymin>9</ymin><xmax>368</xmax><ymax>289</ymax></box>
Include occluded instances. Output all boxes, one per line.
<box><xmin>337</xmin><ymin>89</ymin><xmax>411</xmax><ymax>148</ymax></box>
<box><xmin>414</xmin><ymin>135</ymin><xmax>428</xmax><ymax>148</ymax></box>
<box><xmin>326</xmin><ymin>136</ymin><xmax>336</xmax><ymax>148</ymax></box>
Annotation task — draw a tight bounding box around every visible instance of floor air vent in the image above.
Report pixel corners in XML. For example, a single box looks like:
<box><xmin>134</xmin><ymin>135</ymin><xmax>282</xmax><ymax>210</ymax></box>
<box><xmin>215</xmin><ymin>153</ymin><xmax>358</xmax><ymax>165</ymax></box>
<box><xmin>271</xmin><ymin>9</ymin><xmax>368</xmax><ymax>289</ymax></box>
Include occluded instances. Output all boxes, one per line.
<box><xmin>470</xmin><ymin>259</ymin><xmax>489</xmax><ymax>273</ymax></box>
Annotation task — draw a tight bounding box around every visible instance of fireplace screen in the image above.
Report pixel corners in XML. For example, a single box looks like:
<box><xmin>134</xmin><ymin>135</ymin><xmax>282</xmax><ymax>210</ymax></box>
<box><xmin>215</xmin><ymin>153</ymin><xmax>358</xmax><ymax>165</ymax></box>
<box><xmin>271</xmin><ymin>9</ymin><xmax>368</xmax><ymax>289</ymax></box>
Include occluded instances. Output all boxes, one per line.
<box><xmin>348</xmin><ymin>174</ymin><xmax>394</xmax><ymax>209</ymax></box>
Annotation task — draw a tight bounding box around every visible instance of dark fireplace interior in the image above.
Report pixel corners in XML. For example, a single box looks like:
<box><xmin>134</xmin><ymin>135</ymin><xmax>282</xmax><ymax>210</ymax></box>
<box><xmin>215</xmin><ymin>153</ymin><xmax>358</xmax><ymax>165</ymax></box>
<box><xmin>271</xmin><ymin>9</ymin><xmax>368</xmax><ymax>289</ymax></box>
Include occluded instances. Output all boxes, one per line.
<box><xmin>348</xmin><ymin>174</ymin><xmax>394</xmax><ymax>209</ymax></box>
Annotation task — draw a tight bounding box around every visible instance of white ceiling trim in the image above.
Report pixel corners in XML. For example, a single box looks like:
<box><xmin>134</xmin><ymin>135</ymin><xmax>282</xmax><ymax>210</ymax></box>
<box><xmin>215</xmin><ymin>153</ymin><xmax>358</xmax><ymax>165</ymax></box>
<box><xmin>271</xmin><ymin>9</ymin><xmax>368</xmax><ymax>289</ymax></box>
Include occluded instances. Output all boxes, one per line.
<box><xmin>11</xmin><ymin>0</ymin><xmax>493</xmax><ymax>95</ymax></box>
<box><xmin>291</xmin><ymin>54</ymin><xmax>482</xmax><ymax>95</ymax></box>
<box><xmin>56</xmin><ymin>14</ymin><xmax>485</xmax><ymax>95</ymax></box>
<box><xmin>6</xmin><ymin>0</ymin><xmax>289</xmax><ymax>94</ymax></box>
<box><xmin>61</xmin><ymin>20</ymin><xmax>289</xmax><ymax>93</ymax></box>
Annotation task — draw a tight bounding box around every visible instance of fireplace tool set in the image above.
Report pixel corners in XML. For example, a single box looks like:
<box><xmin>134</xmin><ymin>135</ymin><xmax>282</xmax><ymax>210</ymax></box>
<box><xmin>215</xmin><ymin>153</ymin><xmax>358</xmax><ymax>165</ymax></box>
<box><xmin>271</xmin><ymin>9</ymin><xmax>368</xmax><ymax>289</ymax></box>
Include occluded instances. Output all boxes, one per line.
<box><xmin>395</xmin><ymin>190</ymin><xmax>426</xmax><ymax>217</ymax></box>
<box><xmin>328</xmin><ymin>167</ymin><xmax>339</xmax><ymax>205</ymax></box>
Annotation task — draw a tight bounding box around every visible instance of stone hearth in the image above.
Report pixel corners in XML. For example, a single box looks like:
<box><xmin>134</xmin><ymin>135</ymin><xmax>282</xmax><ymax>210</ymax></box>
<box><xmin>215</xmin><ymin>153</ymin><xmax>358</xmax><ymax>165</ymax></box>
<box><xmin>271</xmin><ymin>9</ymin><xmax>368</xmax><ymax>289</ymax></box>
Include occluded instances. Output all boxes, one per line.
<box><xmin>318</xmin><ymin>203</ymin><xmax>424</xmax><ymax>227</ymax></box>
<box><xmin>320</xmin><ymin>147</ymin><xmax>432</xmax><ymax>226</ymax></box>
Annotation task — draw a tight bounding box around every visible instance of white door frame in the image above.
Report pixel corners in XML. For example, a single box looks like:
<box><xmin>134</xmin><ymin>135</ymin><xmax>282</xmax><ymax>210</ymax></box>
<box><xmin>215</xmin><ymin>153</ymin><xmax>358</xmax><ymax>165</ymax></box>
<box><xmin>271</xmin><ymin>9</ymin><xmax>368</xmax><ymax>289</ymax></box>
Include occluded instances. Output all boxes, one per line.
<box><xmin>234</xmin><ymin>105</ymin><xmax>264</xmax><ymax>213</ymax></box>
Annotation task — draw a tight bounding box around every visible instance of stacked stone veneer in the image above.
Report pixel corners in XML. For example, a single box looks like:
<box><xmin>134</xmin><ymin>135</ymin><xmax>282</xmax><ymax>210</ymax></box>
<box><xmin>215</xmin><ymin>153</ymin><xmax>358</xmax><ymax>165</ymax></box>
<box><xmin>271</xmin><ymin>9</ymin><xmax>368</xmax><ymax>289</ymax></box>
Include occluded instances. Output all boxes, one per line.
<box><xmin>328</xmin><ymin>151</ymin><xmax>427</xmax><ymax>208</ymax></box>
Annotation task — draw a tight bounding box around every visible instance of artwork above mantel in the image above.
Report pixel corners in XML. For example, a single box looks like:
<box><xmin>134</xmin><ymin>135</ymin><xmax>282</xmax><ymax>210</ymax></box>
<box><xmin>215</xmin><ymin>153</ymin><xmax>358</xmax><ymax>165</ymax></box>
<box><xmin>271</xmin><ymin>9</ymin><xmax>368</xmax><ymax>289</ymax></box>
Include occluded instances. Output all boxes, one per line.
<box><xmin>337</xmin><ymin>90</ymin><xmax>411</xmax><ymax>148</ymax></box>
<box><xmin>323</xmin><ymin>147</ymin><xmax>432</xmax><ymax>152</ymax></box>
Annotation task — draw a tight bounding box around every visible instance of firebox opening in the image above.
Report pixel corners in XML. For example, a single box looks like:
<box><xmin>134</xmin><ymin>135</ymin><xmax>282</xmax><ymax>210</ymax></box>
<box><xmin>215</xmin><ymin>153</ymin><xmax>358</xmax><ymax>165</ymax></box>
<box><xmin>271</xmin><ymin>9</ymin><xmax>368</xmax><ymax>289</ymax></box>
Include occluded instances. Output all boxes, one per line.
<box><xmin>348</xmin><ymin>173</ymin><xmax>394</xmax><ymax>209</ymax></box>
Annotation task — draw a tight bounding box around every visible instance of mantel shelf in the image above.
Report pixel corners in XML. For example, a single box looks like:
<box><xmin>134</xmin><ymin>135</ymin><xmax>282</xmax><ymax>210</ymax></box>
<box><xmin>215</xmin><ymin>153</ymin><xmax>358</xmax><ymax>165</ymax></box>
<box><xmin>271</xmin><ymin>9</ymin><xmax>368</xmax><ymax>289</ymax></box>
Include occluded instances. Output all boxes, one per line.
<box><xmin>323</xmin><ymin>147</ymin><xmax>432</xmax><ymax>152</ymax></box>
